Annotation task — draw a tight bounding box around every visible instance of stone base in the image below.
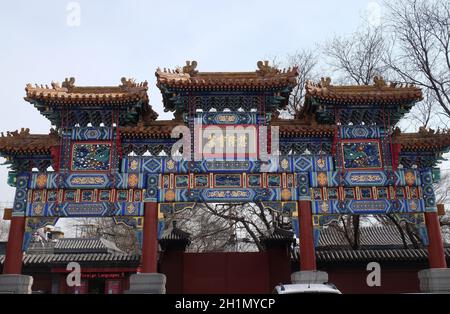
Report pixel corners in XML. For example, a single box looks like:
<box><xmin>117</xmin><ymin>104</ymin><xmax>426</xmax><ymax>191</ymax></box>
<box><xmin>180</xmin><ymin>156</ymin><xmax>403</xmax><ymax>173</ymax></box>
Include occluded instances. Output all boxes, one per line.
<box><xmin>125</xmin><ymin>273</ymin><xmax>166</xmax><ymax>294</ymax></box>
<box><xmin>0</xmin><ymin>274</ymin><xmax>33</xmax><ymax>294</ymax></box>
<box><xmin>291</xmin><ymin>271</ymin><xmax>329</xmax><ymax>284</ymax></box>
<box><xmin>418</xmin><ymin>268</ymin><xmax>450</xmax><ymax>293</ymax></box>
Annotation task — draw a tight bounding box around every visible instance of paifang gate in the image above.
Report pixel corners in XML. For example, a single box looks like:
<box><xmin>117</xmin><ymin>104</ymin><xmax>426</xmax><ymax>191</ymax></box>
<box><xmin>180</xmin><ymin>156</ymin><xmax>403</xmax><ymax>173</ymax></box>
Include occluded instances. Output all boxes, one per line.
<box><xmin>0</xmin><ymin>60</ymin><xmax>449</xmax><ymax>293</ymax></box>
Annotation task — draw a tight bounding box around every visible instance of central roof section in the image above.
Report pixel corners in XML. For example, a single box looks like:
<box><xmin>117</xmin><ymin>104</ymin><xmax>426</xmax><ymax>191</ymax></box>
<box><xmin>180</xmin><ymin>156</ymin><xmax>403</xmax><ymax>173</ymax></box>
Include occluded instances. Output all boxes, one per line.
<box><xmin>155</xmin><ymin>61</ymin><xmax>299</xmax><ymax>117</ymax></box>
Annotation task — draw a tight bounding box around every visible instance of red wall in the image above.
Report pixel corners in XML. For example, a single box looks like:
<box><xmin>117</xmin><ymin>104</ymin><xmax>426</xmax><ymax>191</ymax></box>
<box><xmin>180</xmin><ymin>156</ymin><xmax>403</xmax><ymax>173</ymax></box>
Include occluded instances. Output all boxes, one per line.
<box><xmin>22</xmin><ymin>254</ymin><xmax>425</xmax><ymax>294</ymax></box>
<box><xmin>160</xmin><ymin>249</ymin><xmax>184</xmax><ymax>293</ymax></box>
<box><xmin>182</xmin><ymin>252</ymin><xmax>272</xmax><ymax>294</ymax></box>
<box><xmin>326</xmin><ymin>267</ymin><xmax>421</xmax><ymax>294</ymax></box>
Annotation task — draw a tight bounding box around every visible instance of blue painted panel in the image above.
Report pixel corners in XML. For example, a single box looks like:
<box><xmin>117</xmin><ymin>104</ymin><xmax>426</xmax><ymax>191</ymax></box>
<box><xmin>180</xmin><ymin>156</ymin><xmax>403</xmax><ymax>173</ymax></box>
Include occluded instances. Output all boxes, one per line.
<box><xmin>71</xmin><ymin>127</ymin><xmax>114</xmax><ymax>140</ymax></box>
<box><xmin>197</xmin><ymin>112</ymin><xmax>260</xmax><ymax>124</ymax></box>
<box><xmin>26</xmin><ymin>201</ymin><xmax>144</xmax><ymax>217</ymax></box>
<box><xmin>311</xmin><ymin>199</ymin><xmax>425</xmax><ymax>214</ymax></box>
<box><xmin>65</xmin><ymin>173</ymin><xmax>110</xmax><ymax>188</ymax></box>
<box><xmin>339</xmin><ymin>126</ymin><xmax>382</xmax><ymax>139</ymax></box>
<box><xmin>121</xmin><ymin>155</ymin><xmax>334</xmax><ymax>174</ymax></box>
<box><xmin>158</xmin><ymin>187</ymin><xmax>298</xmax><ymax>202</ymax></box>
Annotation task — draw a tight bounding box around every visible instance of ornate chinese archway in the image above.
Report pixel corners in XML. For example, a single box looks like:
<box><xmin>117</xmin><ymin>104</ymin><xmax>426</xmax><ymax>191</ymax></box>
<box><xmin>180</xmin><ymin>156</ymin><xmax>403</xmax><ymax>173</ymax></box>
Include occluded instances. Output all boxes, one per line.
<box><xmin>0</xmin><ymin>62</ymin><xmax>449</xmax><ymax>293</ymax></box>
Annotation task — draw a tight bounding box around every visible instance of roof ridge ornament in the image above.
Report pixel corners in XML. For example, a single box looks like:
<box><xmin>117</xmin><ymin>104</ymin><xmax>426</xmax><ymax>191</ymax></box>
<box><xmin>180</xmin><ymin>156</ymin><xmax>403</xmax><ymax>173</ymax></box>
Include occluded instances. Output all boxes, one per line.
<box><xmin>393</xmin><ymin>127</ymin><xmax>401</xmax><ymax>136</ymax></box>
<box><xmin>49</xmin><ymin>128</ymin><xmax>59</xmax><ymax>136</ymax></box>
<box><xmin>256</xmin><ymin>60</ymin><xmax>279</xmax><ymax>76</ymax></box>
<box><xmin>418</xmin><ymin>126</ymin><xmax>436</xmax><ymax>135</ymax></box>
<box><xmin>373</xmin><ymin>75</ymin><xmax>386</xmax><ymax>88</ymax></box>
<box><xmin>2</xmin><ymin>128</ymin><xmax>30</xmax><ymax>138</ymax></box>
<box><xmin>320</xmin><ymin>77</ymin><xmax>332</xmax><ymax>88</ymax></box>
<box><xmin>120</xmin><ymin>77</ymin><xmax>137</xmax><ymax>88</ymax></box>
<box><xmin>182</xmin><ymin>61</ymin><xmax>198</xmax><ymax>76</ymax></box>
<box><xmin>62</xmin><ymin>77</ymin><xmax>75</xmax><ymax>90</ymax></box>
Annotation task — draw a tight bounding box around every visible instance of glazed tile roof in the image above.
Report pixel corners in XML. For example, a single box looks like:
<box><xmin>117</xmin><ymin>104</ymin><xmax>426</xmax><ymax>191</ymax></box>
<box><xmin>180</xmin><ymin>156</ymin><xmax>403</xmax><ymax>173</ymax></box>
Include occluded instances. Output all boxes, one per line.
<box><xmin>304</xmin><ymin>76</ymin><xmax>422</xmax><ymax>105</ymax></box>
<box><xmin>156</xmin><ymin>61</ymin><xmax>298</xmax><ymax>91</ymax></box>
<box><xmin>24</xmin><ymin>77</ymin><xmax>159</xmax><ymax>126</ymax></box>
<box><xmin>120</xmin><ymin>120</ymin><xmax>181</xmax><ymax>139</ymax></box>
<box><xmin>271</xmin><ymin>120</ymin><xmax>335</xmax><ymax>137</ymax></box>
<box><xmin>393</xmin><ymin>128</ymin><xmax>450</xmax><ymax>152</ymax></box>
<box><xmin>0</xmin><ymin>129</ymin><xmax>59</xmax><ymax>154</ymax></box>
<box><xmin>24</xmin><ymin>77</ymin><xmax>150</xmax><ymax>107</ymax></box>
<box><xmin>121</xmin><ymin>120</ymin><xmax>337</xmax><ymax>139</ymax></box>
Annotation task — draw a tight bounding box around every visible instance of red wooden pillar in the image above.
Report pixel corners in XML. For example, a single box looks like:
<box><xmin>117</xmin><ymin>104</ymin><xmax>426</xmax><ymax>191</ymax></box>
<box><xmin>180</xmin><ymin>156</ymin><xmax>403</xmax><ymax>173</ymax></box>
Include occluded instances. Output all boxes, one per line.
<box><xmin>3</xmin><ymin>216</ymin><xmax>25</xmax><ymax>274</ymax></box>
<box><xmin>298</xmin><ymin>200</ymin><xmax>316</xmax><ymax>271</ymax></box>
<box><xmin>425</xmin><ymin>212</ymin><xmax>447</xmax><ymax>268</ymax></box>
<box><xmin>141</xmin><ymin>202</ymin><xmax>159</xmax><ymax>273</ymax></box>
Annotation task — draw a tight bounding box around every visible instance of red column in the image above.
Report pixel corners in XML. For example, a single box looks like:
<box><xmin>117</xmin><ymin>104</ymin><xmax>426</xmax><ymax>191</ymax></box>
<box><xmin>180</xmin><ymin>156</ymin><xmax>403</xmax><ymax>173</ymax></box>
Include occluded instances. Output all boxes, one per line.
<box><xmin>298</xmin><ymin>200</ymin><xmax>316</xmax><ymax>271</ymax></box>
<box><xmin>425</xmin><ymin>212</ymin><xmax>447</xmax><ymax>268</ymax></box>
<box><xmin>141</xmin><ymin>202</ymin><xmax>159</xmax><ymax>273</ymax></box>
<box><xmin>3</xmin><ymin>216</ymin><xmax>25</xmax><ymax>274</ymax></box>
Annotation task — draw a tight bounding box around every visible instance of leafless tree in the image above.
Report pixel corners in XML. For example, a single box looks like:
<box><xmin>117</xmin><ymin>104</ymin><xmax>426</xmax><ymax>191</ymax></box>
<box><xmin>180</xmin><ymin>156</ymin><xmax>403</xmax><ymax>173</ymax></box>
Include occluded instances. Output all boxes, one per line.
<box><xmin>274</xmin><ymin>50</ymin><xmax>318</xmax><ymax>118</ymax></box>
<box><xmin>401</xmin><ymin>89</ymin><xmax>441</xmax><ymax>132</ymax></box>
<box><xmin>68</xmin><ymin>217</ymin><xmax>139</xmax><ymax>254</ymax></box>
<box><xmin>167</xmin><ymin>203</ymin><xmax>236</xmax><ymax>252</ymax></box>
<box><xmin>286</xmin><ymin>50</ymin><xmax>318</xmax><ymax>118</ymax></box>
<box><xmin>0</xmin><ymin>210</ymin><xmax>10</xmax><ymax>241</ymax></box>
<box><xmin>0</xmin><ymin>204</ymin><xmax>13</xmax><ymax>241</ymax></box>
<box><xmin>171</xmin><ymin>202</ymin><xmax>290</xmax><ymax>253</ymax></box>
<box><xmin>338</xmin><ymin>215</ymin><xmax>361</xmax><ymax>249</ymax></box>
<box><xmin>383</xmin><ymin>0</ymin><xmax>450</xmax><ymax>118</ymax></box>
<box><xmin>323</xmin><ymin>24</ymin><xmax>389</xmax><ymax>85</ymax></box>
<box><xmin>434</xmin><ymin>171</ymin><xmax>450</xmax><ymax>243</ymax></box>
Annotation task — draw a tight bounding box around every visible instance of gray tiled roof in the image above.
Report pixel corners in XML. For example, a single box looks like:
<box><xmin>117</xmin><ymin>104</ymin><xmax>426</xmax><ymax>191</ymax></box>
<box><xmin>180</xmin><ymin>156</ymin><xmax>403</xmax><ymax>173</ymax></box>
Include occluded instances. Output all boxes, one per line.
<box><xmin>27</xmin><ymin>237</ymin><xmax>124</xmax><ymax>255</ymax></box>
<box><xmin>318</xmin><ymin>225</ymin><xmax>417</xmax><ymax>249</ymax></box>
<box><xmin>316</xmin><ymin>248</ymin><xmax>450</xmax><ymax>263</ymax></box>
<box><xmin>54</xmin><ymin>238</ymin><xmax>124</xmax><ymax>254</ymax></box>
<box><xmin>0</xmin><ymin>253</ymin><xmax>140</xmax><ymax>266</ymax></box>
<box><xmin>291</xmin><ymin>226</ymin><xmax>450</xmax><ymax>263</ymax></box>
<box><xmin>160</xmin><ymin>227</ymin><xmax>191</xmax><ymax>241</ymax></box>
<box><xmin>261</xmin><ymin>226</ymin><xmax>295</xmax><ymax>242</ymax></box>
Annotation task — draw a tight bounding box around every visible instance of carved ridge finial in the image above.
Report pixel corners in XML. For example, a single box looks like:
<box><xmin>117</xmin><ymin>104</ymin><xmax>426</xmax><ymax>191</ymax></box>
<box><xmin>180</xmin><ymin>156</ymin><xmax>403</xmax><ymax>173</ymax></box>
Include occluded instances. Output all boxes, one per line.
<box><xmin>120</xmin><ymin>77</ymin><xmax>137</xmax><ymax>88</ymax></box>
<box><xmin>62</xmin><ymin>77</ymin><xmax>75</xmax><ymax>89</ymax></box>
<box><xmin>4</xmin><ymin>128</ymin><xmax>30</xmax><ymax>137</ymax></box>
<box><xmin>256</xmin><ymin>60</ymin><xmax>279</xmax><ymax>76</ymax></box>
<box><xmin>182</xmin><ymin>61</ymin><xmax>198</xmax><ymax>76</ymax></box>
<box><xmin>320</xmin><ymin>77</ymin><xmax>332</xmax><ymax>88</ymax></box>
<box><xmin>374</xmin><ymin>76</ymin><xmax>386</xmax><ymax>88</ymax></box>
